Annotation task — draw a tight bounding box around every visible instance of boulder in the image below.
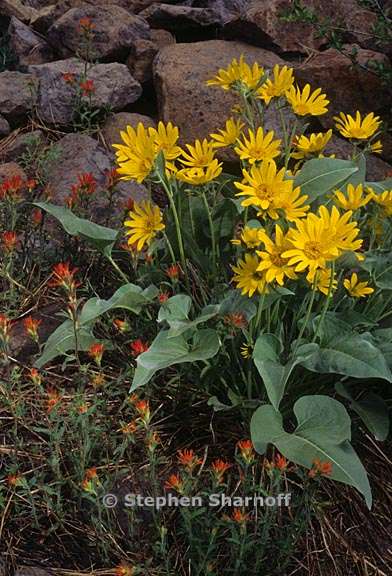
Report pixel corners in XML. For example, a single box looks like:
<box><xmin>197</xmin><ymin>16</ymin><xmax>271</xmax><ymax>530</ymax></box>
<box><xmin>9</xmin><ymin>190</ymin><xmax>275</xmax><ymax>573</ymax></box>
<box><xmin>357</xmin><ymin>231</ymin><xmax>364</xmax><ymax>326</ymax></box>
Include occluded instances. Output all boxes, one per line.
<box><xmin>29</xmin><ymin>59</ymin><xmax>142</xmax><ymax>126</ymax></box>
<box><xmin>153</xmin><ymin>40</ymin><xmax>285</xmax><ymax>147</ymax></box>
<box><xmin>139</xmin><ymin>4</ymin><xmax>221</xmax><ymax>32</ymax></box>
<box><xmin>8</xmin><ymin>17</ymin><xmax>55</xmax><ymax>67</ymax></box>
<box><xmin>14</xmin><ymin>566</ymin><xmax>54</xmax><ymax>576</ymax></box>
<box><xmin>101</xmin><ymin>112</ymin><xmax>156</xmax><ymax>150</ymax></box>
<box><xmin>190</xmin><ymin>0</ymin><xmax>247</xmax><ymax>24</ymax></box>
<box><xmin>0</xmin><ymin>162</ymin><xmax>27</xmax><ymax>184</ymax></box>
<box><xmin>126</xmin><ymin>29</ymin><xmax>174</xmax><ymax>83</ymax></box>
<box><xmin>1</xmin><ymin>0</ymin><xmax>38</xmax><ymax>23</ymax></box>
<box><xmin>294</xmin><ymin>47</ymin><xmax>391</xmax><ymax>124</ymax></box>
<box><xmin>47</xmin><ymin>4</ymin><xmax>151</xmax><ymax>61</ymax></box>
<box><xmin>0</xmin><ymin>71</ymin><xmax>37</xmax><ymax>121</ymax></box>
<box><xmin>0</xmin><ymin>116</ymin><xmax>10</xmax><ymax>137</ymax></box>
<box><xmin>0</xmin><ymin>130</ymin><xmax>45</xmax><ymax>163</ymax></box>
<box><xmin>46</xmin><ymin>133</ymin><xmax>146</xmax><ymax>225</ymax></box>
<box><xmin>325</xmin><ymin>135</ymin><xmax>392</xmax><ymax>182</ymax></box>
<box><xmin>224</xmin><ymin>0</ymin><xmax>378</xmax><ymax>53</ymax></box>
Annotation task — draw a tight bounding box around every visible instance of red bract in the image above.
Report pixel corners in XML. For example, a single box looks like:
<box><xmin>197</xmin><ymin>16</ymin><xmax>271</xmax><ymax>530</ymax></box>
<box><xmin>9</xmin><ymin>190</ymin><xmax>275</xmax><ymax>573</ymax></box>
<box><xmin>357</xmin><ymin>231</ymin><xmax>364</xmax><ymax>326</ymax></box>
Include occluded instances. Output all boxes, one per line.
<box><xmin>105</xmin><ymin>167</ymin><xmax>120</xmax><ymax>189</ymax></box>
<box><xmin>80</xmin><ymin>79</ymin><xmax>95</xmax><ymax>96</ymax></box>
<box><xmin>50</xmin><ymin>262</ymin><xmax>79</xmax><ymax>291</ymax></box>
<box><xmin>63</xmin><ymin>72</ymin><xmax>76</xmax><ymax>84</ymax></box>
<box><xmin>166</xmin><ymin>264</ymin><xmax>181</xmax><ymax>280</ymax></box>
<box><xmin>2</xmin><ymin>231</ymin><xmax>18</xmax><ymax>252</ymax></box>
<box><xmin>0</xmin><ymin>314</ymin><xmax>12</xmax><ymax>342</ymax></box>
<box><xmin>88</xmin><ymin>342</ymin><xmax>104</xmax><ymax>366</ymax></box>
<box><xmin>79</xmin><ymin>17</ymin><xmax>95</xmax><ymax>31</ymax></box>
<box><xmin>130</xmin><ymin>339</ymin><xmax>149</xmax><ymax>356</ymax></box>
<box><xmin>0</xmin><ymin>175</ymin><xmax>24</xmax><ymax>201</ymax></box>
<box><xmin>23</xmin><ymin>316</ymin><xmax>41</xmax><ymax>340</ymax></box>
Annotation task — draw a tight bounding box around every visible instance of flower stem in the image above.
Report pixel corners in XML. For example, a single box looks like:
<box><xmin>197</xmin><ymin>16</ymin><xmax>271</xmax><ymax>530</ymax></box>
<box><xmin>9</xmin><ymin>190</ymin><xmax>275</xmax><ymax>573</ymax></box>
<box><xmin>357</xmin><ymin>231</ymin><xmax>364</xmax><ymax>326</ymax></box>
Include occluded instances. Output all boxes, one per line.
<box><xmin>201</xmin><ymin>189</ymin><xmax>217</xmax><ymax>277</ymax></box>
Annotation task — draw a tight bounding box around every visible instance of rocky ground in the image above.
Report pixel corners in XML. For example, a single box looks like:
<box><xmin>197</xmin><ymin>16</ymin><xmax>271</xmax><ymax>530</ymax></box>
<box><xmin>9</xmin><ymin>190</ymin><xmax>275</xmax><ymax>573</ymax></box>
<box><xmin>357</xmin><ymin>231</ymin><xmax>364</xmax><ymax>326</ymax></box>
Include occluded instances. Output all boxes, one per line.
<box><xmin>0</xmin><ymin>1</ymin><xmax>392</xmax><ymax>575</ymax></box>
<box><xmin>0</xmin><ymin>0</ymin><xmax>391</xmax><ymax>216</ymax></box>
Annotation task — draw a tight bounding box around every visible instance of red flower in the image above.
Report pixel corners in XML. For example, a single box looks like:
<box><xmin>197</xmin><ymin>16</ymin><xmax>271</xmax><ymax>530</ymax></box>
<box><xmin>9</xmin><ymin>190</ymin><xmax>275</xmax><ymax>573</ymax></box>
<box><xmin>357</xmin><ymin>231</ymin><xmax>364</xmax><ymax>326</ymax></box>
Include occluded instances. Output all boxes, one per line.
<box><xmin>232</xmin><ymin>508</ymin><xmax>248</xmax><ymax>524</ymax></box>
<box><xmin>113</xmin><ymin>318</ymin><xmax>129</xmax><ymax>333</ymax></box>
<box><xmin>165</xmin><ymin>473</ymin><xmax>183</xmax><ymax>492</ymax></box>
<box><xmin>46</xmin><ymin>388</ymin><xmax>62</xmax><ymax>413</ymax></box>
<box><xmin>158</xmin><ymin>291</ymin><xmax>170</xmax><ymax>303</ymax></box>
<box><xmin>0</xmin><ymin>175</ymin><xmax>24</xmax><ymax>201</ymax></box>
<box><xmin>50</xmin><ymin>262</ymin><xmax>79</xmax><ymax>291</ymax></box>
<box><xmin>237</xmin><ymin>439</ymin><xmax>254</xmax><ymax>464</ymax></box>
<box><xmin>224</xmin><ymin>312</ymin><xmax>247</xmax><ymax>331</ymax></box>
<box><xmin>2</xmin><ymin>231</ymin><xmax>18</xmax><ymax>252</ymax></box>
<box><xmin>275</xmin><ymin>454</ymin><xmax>288</xmax><ymax>471</ymax></box>
<box><xmin>177</xmin><ymin>449</ymin><xmax>202</xmax><ymax>471</ymax></box>
<box><xmin>105</xmin><ymin>167</ymin><xmax>120</xmax><ymax>189</ymax></box>
<box><xmin>80</xmin><ymin>79</ymin><xmax>95</xmax><ymax>96</ymax></box>
<box><xmin>88</xmin><ymin>342</ymin><xmax>104</xmax><ymax>366</ymax></box>
<box><xmin>130</xmin><ymin>339</ymin><xmax>149</xmax><ymax>357</ymax></box>
<box><xmin>63</xmin><ymin>72</ymin><xmax>76</xmax><ymax>84</ymax></box>
<box><xmin>308</xmin><ymin>459</ymin><xmax>333</xmax><ymax>478</ymax></box>
<box><xmin>211</xmin><ymin>459</ymin><xmax>232</xmax><ymax>483</ymax></box>
<box><xmin>79</xmin><ymin>17</ymin><xmax>95</xmax><ymax>31</ymax></box>
<box><xmin>31</xmin><ymin>208</ymin><xmax>43</xmax><ymax>225</ymax></box>
<box><xmin>23</xmin><ymin>316</ymin><xmax>41</xmax><ymax>341</ymax></box>
<box><xmin>28</xmin><ymin>368</ymin><xmax>42</xmax><ymax>385</ymax></box>
<box><xmin>135</xmin><ymin>399</ymin><xmax>150</xmax><ymax>422</ymax></box>
<box><xmin>115</xmin><ymin>564</ymin><xmax>134</xmax><ymax>576</ymax></box>
<box><xmin>166</xmin><ymin>264</ymin><xmax>181</xmax><ymax>280</ymax></box>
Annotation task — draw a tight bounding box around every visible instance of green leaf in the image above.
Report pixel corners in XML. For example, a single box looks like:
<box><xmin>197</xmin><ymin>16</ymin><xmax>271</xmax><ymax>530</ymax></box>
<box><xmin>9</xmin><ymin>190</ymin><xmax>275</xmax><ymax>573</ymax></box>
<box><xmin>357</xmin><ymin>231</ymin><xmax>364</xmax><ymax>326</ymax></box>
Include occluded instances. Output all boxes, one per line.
<box><xmin>158</xmin><ymin>294</ymin><xmax>219</xmax><ymax>338</ymax></box>
<box><xmin>131</xmin><ymin>328</ymin><xmax>220</xmax><ymax>390</ymax></box>
<box><xmin>366</xmin><ymin>177</ymin><xmax>392</xmax><ymax>193</ymax></box>
<box><xmin>294</xmin><ymin>158</ymin><xmax>358</xmax><ymax>203</ymax></box>
<box><xmin>253</xmin><ymin>334</ymin><xmax>318</xmax><ymax>409</ymax></box>
<box><xmin>361</xmin><ymin>252</ymin><xmax>392</xmax><ymax>290</ymax></box>
<box><xmin>218</xmin><ymin>290</ymin><xmax>257</xmax><ymax>322</ymax></box>
<box><xmin>34</xmin><ymin>202</ymin><xmax>118</xmax><ymax>254</ymax></box>
<box><xmin>80</xmin><ymin>284</ymin><xmax>158</xmax><ymax>325</ymax></box>
<box><xmin>335</xmin><ymin>383</ymin><xmax>389</xmax><ymax>441</ymax></box>
<box><xmin>34</xmin><ymin>320</ymin><xmax>106</xmax><ymax>368</ymax></box>
<box><xmin>297</xmin><ymin>334</ymin><xmax>392</xmax><ymax>382</ymax></box>
<box><xmin>251</xmin><ymin>396</ymin><xmax>372</xmax><ymax>508</ymax></box>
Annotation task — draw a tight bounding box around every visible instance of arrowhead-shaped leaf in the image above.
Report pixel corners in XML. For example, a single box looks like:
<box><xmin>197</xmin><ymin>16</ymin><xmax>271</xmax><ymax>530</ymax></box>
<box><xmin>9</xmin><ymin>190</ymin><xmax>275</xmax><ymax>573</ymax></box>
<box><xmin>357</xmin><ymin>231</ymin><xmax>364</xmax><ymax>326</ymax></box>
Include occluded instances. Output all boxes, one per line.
<box><xmin>251</xmin><ymin>396</ymin><xmax>372</xmax><ymax>508</ymax></box>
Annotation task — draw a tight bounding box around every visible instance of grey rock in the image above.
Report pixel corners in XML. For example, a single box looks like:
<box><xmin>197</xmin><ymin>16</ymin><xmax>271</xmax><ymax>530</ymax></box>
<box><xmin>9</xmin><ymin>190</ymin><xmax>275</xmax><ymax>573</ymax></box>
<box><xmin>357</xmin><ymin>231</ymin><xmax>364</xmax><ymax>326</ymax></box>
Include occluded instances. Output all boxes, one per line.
<box><xmin>140</xmin><ymin>3</ymin><xmax>221</xmax><ymax>31</ymax></box>
<box><xmin>14</xmin><ymin>566</ymin><xmax>53</xmax><ymax>576</ymax></box>
<box><xmin>47</xmin><ymin>4</ymin><xmax>151</xmax><ymax>61</ymax></box>
<box><xmin>0</xmin><ymin>130</ymin><xmax>45</xmax><ymax>163</ymax></box>
<box><xmin>47</xmin><ymin>133</ymin><xmax>146</xmax><ymax>226</ymax></box>
<box><xmin>8</xmin><ymin>16</ymin><xmax>55</xmax><ymax>66</ymax></box>
<box><xmin>153</xmin><ymin>40</ymin><xmax>284</xmax><ymax>148</ymax></box>
<box><xmin>0</xmin><ymin>71</ymin><xmax>37</xmax><ymax>121</ymax></box>
<box><xmin>0</xmin><ymin>116</ymin><xmax>10</xmax><ymax>137</ymax></box>
<box><xmin>101</xmin><ymin>112</ymin><xmax>156</xmax><ymax>150</ymax></box>
<box><xmin>29</xmin><ymin>58</ymin><xmax>142</xmax><ymax>126</ymax></box>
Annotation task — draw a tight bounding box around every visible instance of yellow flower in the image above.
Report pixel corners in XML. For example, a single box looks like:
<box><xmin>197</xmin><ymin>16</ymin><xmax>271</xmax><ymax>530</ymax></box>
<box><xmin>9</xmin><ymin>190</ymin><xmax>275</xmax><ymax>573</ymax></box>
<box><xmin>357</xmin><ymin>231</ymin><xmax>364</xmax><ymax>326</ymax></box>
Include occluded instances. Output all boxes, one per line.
<box><xmin>234</xmin><ymin>128</ymin><xmax>281</xmax><ymax>163</ymax></box>
<box><xmin>317</xmin><ymin>205</ymin><xmax>362</xmax><ymax>254</ymax></box>
<box><xmin>308</xmin><ymin>267</ymin><xmax>337</xmax><ymax>295</ymax></box>
<box><xmin>234</xmin><ymin>160</ymin><xmax>292</xmax><ymax>212</ymax></box>
<box><xmin>114</xmin><ymin>123</ymin><xmax>156</xmax><ymax>183</ymax></box>
<box><xmin>179</xmin><ymin>139</ymin><xmax>216</xmax><ymax>168</ymax></box>
<box><xmin>370</xmin><ymin>140</ymin><xmax>382</xmax><ymax>154</ymax></box>
<box><xmin>176</xmin><ymin>160</ymin><xmax>222</xmax><ymax>185</ymax></box>
<box><xmin>343</xmin><ymin>273</ymin><xmax>374</xmax><ymax>298</ymax></box>
<box><xmin>334</xmin><ymin>183</ymin><xmax>372</xmax><ymax>211</ymax></box>
<box><xmin>291</xmin><ymin>130</ymin><xmax>332</xmax><ymax>160</ymax></box>
<box><xmin>282</xmin><ymin>207</ymin><xmax>361</xmax><ymax>279</ymax></box>
<box><xmin>256</xmin><ymin>225</ymin><xmax>298</xmax><ymax>285</ymax></box>
<box><xmin>257</xmin><ymin>65</ymin><xmax>294</xmax><ymax>104</ymax></box>
<box><xmin>271</xmin><ymin>185</ymin><xmax>309</xmax><ymax>222</ymax></box>
<box><xmin>240</xmin><ymin>343</ymin><xmax>253</xmax><ymax>358</ymax></box>
<box><xmin>210</xmin><ymin>118</ymin><xmax>244</xmax><ymax>148</ymax></box>
<box><xmin>231</xmin><ymin>253</ymin><xmax>268</xmax><ymax>297</ymax></box>
<box><xmin>334</xmin><ymin>111</ymin><xmax>381</xmax><ymax>140</ymax></box>
<box><xmin>207</xmin><ymin>56</ymin><xmax>264</xmax><ymax>91</ymax></box>
<box><xmin>231</xmin><ymin>226</ymin><xmax>266</xmax><ymax>249</ymax></box>
<box><xmin>371</xmin><ymin>189</ymin><xmax>392</xmax><ymax>217</ymax></box>
<box><xmin>124</xmin><ymin>201</ymin><xmax>165</xmax><ymax>251</ymax></box>
<box><xmin>149</xmin><ymin>121</ymin><xmax>182</xmax><ymax>161</ymax></box>
<box><xmin>286</xmin><ymin>84</ymin><xmax>329</xmax><ymax>116</ymax></box>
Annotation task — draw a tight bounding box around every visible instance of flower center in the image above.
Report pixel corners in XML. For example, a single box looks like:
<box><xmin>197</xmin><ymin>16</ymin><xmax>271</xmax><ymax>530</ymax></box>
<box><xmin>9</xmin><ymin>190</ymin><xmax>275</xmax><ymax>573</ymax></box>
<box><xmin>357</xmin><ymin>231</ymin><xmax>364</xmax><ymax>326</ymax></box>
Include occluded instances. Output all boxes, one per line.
<box><xmin>304</xmin><ymin>241</ymin><xmax>323</xmax><ymax>259</ymax></box>
<box><xmin>255</xmin><ymin>185</ymin><xmax>273</xmax><ymax>201</ymax></box>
